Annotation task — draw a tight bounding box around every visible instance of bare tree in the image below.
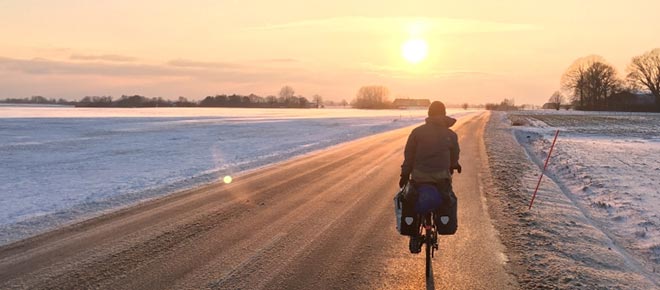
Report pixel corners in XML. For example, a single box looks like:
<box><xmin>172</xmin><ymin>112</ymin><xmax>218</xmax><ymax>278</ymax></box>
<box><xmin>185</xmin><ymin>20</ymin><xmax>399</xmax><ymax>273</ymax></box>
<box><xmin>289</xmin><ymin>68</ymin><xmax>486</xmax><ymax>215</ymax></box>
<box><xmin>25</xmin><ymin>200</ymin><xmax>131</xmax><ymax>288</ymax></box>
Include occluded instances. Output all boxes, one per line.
<box><xmin>266</xmin><ymin>95</ymin><xmax>277</xmax><ymax>106</ymax></box>
<box><xmin>627</xmin><ymin>48</ymin><xmax>660</xmax><ymax>112</ymax></box>
<box><xmin>287</xmin><ymin>95</ymin><xmax>301</xmax><ymax>107</ymax></box>
<box><xmin>279</xmin><ymin>85</ymin><xmax>295</xmax><ymax>100</ymax></box>
<box><xmin>312</xmin><ymin>94</ymin><xmax>323</xmax><ymax>108</ymax></box>
<box><xmin>548</xmin><ymin>91</ymin><xmax>565</xmax><ymax>110</ymax></box>
<box><xmin>501</xmin><ymin>98</ymin><xmax>515</xmax><ymax>107</ymax></box>
<box><xmin>561</xmin><ymin>55</ymin><xmax>621</xmax><ymax>110</ymax></box>
<box><xmin>341</xmin><ymin>99</ymin><xmax>348</xmax><ymax>107</ymax></box>
<box><xmin>297</xmin><ymin>96</ymin><xmax>309</xmax><ymax>107</ymax></box>
<box><xmin>462</xmin><ymin>103</ymin><xmax>469</xmax><ymax>110</ymax></box>
<box><xmin>354</xmin><ymin>86</ymin><xmax>391</xmax><ymax>109</ymax></box>
<box><xmin>279</xmin><ymin>85</ymin><xmax>302</xmax><ymax>107</ymax></box>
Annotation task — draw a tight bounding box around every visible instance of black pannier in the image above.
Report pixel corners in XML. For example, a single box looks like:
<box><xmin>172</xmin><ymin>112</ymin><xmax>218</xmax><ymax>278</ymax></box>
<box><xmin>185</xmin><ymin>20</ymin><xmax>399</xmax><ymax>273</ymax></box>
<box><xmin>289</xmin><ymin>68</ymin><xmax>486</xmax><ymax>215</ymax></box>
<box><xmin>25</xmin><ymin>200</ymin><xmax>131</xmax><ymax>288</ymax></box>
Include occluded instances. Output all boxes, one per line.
<box><xmin>394</xmin><ymin>183</ymin><xmax>421</xmax><ymax>236</ymax></box>
<box><xmin>435</xmin><ymin>190</ymin><xmax>458</xmax><ymax>235</ymax></box>
<box><xmin>394</xmin><ymin>180</ymin><xmax>458</xmax><ymax>236</ymax></box>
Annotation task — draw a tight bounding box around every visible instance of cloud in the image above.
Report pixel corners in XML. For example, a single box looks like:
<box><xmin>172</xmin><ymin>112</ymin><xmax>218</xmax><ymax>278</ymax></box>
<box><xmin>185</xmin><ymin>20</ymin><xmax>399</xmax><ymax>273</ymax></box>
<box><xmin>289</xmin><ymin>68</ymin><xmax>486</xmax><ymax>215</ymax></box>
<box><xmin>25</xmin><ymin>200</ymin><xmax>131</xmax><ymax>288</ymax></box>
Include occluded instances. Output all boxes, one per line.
<box><xmin>245</xmin><ymin>16</ymin><xmax>538</xmax><ymax>35</ymax></box>
<box><xmin>70</xmin><ymin>54</ymin><xmax>138</xmax><ymax>62</ymax></box>
<box><xmin>167</xmin><ymin>59</ymin><xmax>240</xmax><ymax>69</ymax></box>
<box><xmin>167</xmin><ymin>58</ymin><xmax>299</xmax><ymax>69</ymax></box>
<box><xmin>0</xmin><ymin>56</ymin><xmax>318</xmax><ymax>85</ymax></box>
<box><xmin>0</xmin><ymin>57</ymin><xmax>180</xmax><ymax>76</ymax></box>
<box><xmin>260</xmin><ymin>58</ymin><xmax>299</xmax><ymax>63</ymax></box>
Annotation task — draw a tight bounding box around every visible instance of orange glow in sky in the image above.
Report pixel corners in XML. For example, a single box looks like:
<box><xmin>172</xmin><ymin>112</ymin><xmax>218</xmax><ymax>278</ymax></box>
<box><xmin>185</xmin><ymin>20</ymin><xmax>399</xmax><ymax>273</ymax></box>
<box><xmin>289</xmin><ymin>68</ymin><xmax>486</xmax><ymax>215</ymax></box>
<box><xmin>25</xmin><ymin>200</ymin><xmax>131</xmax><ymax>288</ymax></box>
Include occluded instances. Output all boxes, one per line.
<box><xmin>1</xmin><ymin>1</ymin><xmax>659</xmax><ymax>104</ymax></box>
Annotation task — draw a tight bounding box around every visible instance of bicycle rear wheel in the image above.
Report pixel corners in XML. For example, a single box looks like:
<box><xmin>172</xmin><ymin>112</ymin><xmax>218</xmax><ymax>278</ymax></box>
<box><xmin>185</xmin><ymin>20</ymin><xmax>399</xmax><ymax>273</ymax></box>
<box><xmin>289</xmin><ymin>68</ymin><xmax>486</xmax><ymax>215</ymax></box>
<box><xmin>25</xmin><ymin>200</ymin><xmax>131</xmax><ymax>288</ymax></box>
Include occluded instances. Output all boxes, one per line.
<box><xmin>425</xmin><ymin>232</ymin><xmax>431</xmax><ymax>277</ymax></box>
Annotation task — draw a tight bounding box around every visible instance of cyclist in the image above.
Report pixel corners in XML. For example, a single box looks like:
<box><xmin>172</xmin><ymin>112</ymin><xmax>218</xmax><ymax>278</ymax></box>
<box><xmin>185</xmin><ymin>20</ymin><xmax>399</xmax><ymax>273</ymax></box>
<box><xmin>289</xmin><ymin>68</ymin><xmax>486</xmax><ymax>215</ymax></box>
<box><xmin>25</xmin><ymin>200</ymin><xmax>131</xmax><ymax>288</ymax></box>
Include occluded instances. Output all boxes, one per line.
<box><xmin>399</xmin><ymin>101</ymin><xmax>461</xmax><ymax>253</ymax></box>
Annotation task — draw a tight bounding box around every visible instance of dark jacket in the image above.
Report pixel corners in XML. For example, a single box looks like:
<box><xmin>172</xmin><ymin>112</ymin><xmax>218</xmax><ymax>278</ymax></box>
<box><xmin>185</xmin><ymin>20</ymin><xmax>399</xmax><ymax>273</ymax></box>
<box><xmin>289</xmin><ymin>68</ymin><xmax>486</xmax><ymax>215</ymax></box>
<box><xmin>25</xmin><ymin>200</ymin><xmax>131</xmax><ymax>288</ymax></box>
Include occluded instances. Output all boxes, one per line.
<box><xmin>401</xmin><ymin>116</ymin><xmax>460</xmax><ymax>177</ymax></box>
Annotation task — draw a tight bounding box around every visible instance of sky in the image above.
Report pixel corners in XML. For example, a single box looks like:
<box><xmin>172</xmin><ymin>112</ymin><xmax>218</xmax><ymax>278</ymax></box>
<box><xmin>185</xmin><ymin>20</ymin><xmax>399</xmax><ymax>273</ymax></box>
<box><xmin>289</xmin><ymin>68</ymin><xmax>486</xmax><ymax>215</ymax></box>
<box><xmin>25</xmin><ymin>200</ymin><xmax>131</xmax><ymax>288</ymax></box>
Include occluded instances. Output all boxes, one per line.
<box><xmin>1</xmin><ymin>0</ymin><xmax>659</xmax><ymax>105</ymax></box>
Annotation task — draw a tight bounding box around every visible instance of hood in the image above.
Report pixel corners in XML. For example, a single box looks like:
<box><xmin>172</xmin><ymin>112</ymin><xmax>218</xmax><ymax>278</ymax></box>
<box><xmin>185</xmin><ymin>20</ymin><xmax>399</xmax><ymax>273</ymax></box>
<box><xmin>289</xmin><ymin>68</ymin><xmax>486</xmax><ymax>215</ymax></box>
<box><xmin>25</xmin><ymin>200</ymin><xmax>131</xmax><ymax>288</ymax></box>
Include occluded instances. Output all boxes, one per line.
<box><xmin>425</xmin><ymin>115</ymin><xmax>456</xmax><ymax>128</ymax></box>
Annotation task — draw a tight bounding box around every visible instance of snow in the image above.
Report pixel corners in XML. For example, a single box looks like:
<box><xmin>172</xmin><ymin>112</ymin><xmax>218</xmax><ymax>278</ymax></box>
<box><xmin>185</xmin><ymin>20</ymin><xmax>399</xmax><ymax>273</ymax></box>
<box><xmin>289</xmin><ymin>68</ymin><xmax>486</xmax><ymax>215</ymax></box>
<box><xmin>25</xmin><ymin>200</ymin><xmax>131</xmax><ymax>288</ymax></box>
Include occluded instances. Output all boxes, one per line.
<box><xmin>0</xmin><ymin>105</ymin><xmax>474</xmax><ymax>246</ymax></box>
<box><xmin>483</xmin><ymin>111</ymin><xmax>659</xmax><ymax>288</ymax></box>
<box><xmin>508</xmin><ymin>110</ymin><xmax>660</xmax><ymax>285</ymax></box>
<box><xmin>0</xmin><ymin>105</ymin><xmax>436</xmax><ymax>119</ymax></box>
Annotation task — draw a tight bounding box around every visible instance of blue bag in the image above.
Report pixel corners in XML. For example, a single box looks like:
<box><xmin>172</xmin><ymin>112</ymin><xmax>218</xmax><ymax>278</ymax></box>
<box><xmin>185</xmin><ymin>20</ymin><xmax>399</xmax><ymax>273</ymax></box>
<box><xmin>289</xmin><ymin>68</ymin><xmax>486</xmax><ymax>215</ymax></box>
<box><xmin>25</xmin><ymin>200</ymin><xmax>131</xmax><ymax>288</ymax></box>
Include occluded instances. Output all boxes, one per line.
<box><xmin>414</xmin><ymin>183</ymin><xmax>443</xmax><ymax>215</ymax></box>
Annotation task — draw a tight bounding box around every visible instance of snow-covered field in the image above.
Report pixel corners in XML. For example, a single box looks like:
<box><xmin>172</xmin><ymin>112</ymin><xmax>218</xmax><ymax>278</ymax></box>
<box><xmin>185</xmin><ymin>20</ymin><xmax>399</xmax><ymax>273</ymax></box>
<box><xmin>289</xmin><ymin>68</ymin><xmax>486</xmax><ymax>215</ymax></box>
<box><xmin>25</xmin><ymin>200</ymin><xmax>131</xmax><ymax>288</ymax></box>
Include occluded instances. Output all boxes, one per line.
<box><xmin>0</xmin><ymin>105</ymin><xmax>434</xmax><ymax>118</ymax></box>
<box><xmin>508</xmin><ymin>110</ymin><xmax>660</xmax><ymax>283</ymax></box>
<box><xmin>0</xmin><ymin>106</ymin><xmax>472</xmax><ymax>246</ymax></box>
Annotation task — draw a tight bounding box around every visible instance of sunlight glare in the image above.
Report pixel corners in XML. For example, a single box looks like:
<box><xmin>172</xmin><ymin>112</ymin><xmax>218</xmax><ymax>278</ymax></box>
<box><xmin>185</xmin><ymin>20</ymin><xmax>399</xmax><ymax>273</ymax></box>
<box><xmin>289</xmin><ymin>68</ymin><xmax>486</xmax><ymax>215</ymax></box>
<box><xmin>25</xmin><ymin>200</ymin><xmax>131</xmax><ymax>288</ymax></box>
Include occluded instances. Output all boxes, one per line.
<box><xmin>223</xmin><ymin>175</ymin><xmax>233</xmax><ymax>184</ymax></box>
<box><xmin>402</xmin><ymin>39</ymin><xmax>428</xmax><ymax>64</ymax></box>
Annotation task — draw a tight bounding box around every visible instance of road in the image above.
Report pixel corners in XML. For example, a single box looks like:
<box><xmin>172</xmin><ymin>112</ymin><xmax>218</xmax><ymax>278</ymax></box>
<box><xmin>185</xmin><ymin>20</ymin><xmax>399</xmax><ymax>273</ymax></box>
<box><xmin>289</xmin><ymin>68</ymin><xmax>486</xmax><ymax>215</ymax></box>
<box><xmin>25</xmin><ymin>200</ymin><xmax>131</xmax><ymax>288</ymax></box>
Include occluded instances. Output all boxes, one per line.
<box><xmin>0</xmin><ymin>111</ymin><xmax>517</xmax><ymax>289</ymax></box>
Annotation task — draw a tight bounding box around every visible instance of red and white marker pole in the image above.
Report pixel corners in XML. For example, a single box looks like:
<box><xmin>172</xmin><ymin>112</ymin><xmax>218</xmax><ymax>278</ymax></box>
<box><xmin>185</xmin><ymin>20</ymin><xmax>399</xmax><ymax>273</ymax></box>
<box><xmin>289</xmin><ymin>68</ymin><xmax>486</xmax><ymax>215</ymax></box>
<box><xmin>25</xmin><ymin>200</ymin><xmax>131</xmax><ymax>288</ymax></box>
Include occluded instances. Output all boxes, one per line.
<box><xmin>528</xmin><ymin>129</ymin><xmax>560</xmax><ymax>210</ymax></box>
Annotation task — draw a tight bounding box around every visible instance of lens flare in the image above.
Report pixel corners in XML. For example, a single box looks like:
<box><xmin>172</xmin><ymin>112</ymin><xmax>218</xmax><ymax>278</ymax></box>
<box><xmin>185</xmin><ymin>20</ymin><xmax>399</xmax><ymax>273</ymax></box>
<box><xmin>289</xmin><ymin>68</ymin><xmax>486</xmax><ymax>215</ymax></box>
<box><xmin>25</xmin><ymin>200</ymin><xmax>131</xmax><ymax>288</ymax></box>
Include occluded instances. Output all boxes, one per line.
<box><xmin>223</xmin><ymin>175</ymin><xmax>233</xmax><ymax>184</ymax></box>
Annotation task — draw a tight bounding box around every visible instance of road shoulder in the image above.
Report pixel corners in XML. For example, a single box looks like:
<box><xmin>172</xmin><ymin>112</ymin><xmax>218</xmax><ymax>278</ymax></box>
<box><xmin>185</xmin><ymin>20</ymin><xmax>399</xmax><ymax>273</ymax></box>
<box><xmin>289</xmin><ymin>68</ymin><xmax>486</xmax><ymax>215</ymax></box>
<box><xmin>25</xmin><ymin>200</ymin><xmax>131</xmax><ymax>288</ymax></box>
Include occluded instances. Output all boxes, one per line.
<box><xmin>482</xmin><ymin>111</ymin><xmax>657</xmax><ymax>289</ymax></box>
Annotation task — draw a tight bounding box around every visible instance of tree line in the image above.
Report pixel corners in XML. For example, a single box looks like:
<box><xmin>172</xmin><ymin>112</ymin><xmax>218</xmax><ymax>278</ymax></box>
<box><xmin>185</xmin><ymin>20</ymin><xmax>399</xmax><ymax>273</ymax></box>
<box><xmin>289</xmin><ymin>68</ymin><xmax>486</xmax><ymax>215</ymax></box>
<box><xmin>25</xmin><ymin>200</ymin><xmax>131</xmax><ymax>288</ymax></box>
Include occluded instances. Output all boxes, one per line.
<box><xmin>484</xmin><ymin>98</ymin><xmax>517</xmax><ymax>111</ymax></box>
<box><xmin>2</xmin><ymin>84</ymin><xmax>476</xmax><ymax>110</ymax></box>
<box><xmin>1</xmin><ymin>86</ymin><xmax>328</xmax><ymax>109</ymax></box>
<box><xmin>1</xmin><ymin>85</ymin><xmax>393</xmax><ymax>109</ymax></box>
<box><xmin>553</xmin><ymin>48</ymin><xmax>660</xmax><ymax>112</ymax></box>
<box><xmin>1</xmin><ymin>95</ymin><xmax>73</xmax><ymax>106</ymax></box>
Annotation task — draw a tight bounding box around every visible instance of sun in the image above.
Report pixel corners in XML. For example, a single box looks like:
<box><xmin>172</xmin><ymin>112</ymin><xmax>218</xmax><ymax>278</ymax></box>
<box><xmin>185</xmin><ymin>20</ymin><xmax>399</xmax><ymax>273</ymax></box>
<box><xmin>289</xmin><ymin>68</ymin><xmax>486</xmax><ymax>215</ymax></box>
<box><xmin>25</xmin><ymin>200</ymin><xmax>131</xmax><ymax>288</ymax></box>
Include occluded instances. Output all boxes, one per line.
<box><xmin>402</xmin><ymin>39</ymin><xmax>428</xmax><ymax>64</ymax></box>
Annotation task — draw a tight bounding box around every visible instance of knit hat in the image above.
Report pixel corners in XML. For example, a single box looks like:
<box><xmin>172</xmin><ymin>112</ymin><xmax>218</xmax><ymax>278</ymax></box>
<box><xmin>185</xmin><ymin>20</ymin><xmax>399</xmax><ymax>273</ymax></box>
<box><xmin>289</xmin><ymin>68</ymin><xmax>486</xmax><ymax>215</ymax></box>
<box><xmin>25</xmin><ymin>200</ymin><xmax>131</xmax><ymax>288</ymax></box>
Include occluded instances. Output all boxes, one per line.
<box><xmin>428</xmin><ymin>101</ymin><xmax>446</xmax><ymax>117</ymax></box>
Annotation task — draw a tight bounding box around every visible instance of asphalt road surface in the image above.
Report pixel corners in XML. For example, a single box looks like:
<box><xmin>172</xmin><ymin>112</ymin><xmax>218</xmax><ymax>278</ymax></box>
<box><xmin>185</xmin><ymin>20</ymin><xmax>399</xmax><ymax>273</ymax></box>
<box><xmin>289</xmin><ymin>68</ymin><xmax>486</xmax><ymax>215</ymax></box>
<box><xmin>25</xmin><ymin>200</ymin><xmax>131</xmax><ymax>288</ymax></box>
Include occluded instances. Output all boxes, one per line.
<box><xmin>0</xmin><ymin>111</ymin><xmax>518</xmax><ymax>289</ymax></box>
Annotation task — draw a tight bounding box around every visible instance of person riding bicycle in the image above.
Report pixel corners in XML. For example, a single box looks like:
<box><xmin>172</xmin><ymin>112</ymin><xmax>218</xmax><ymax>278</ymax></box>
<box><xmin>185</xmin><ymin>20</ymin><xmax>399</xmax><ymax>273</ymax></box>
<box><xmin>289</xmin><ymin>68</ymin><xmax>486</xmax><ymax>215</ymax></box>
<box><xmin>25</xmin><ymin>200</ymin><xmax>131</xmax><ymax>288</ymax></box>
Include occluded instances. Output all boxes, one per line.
<box><xmin>399</xmin><ymin>101</ymin><xmax>461</xmax><ymax>253</ymax></box>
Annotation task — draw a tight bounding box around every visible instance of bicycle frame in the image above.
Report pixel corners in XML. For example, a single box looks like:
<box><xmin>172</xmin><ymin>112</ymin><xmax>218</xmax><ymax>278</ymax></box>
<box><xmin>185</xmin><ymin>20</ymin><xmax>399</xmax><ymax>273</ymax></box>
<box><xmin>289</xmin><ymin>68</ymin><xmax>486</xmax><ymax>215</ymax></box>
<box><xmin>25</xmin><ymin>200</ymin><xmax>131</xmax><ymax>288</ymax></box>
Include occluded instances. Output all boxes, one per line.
<box><xmin>421</xmin><ymin>212</ymin><xmax>438</xmax><ymax>278</ymax></box>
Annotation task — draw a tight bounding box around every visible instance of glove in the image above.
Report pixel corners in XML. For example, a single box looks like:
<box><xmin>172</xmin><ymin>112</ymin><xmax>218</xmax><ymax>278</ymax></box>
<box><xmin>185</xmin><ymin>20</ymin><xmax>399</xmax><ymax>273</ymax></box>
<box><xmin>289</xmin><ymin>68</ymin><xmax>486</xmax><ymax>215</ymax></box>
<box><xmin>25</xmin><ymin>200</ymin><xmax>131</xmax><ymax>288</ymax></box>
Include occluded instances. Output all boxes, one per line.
<box><xmin>451</xmin><ymin>164</ymin><xmax>462</xmax><ymax>174</ymax></box>
<box><xmin>399</xmin><ymin>174</ymin><xmax>409</xmax><ymax>188</ymax></box>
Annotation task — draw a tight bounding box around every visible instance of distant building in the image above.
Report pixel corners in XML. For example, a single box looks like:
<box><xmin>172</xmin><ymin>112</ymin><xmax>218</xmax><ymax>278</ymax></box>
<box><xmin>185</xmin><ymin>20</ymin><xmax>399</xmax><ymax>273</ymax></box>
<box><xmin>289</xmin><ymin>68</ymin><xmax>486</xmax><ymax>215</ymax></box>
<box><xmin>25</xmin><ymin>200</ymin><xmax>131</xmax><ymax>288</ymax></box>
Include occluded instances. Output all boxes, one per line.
<box><xmin>609</xmin><ymin>92</ymin><xmax>655</xmax><ymax>111</ymax></box>
<box><xmin>542</xmin><ymin>102</ymin><xmax>571</xmax><ymax>110</ymax></box>
<box><xmin>392</xmin><ymin>98</ymin><xmax>431</xmax><ymax>109</ymax></box>
<box><xmin>542</xmin><ymin>102</ymin><xmax>558</xmax><ymax>109</ymax></box>
<box><xmin>632</xmin><ymin>93</ymin><xmax>654</xmax><ymax>105</ymax></box>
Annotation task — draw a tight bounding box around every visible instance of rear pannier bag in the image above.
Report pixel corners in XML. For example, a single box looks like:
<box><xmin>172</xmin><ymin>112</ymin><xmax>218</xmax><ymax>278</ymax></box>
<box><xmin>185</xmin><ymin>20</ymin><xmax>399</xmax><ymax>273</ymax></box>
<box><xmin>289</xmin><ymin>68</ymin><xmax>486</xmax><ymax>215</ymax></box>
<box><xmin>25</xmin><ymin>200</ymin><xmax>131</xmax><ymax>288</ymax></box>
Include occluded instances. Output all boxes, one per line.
<box><xmin>435</xmin><ymin>188</ymin><xmax>458</xmax><ymax>235</ymax></box>
<box><xmin>394</xmin><ymin>183</ymin><xmax>421</xmax><ymax>236</ymax></box>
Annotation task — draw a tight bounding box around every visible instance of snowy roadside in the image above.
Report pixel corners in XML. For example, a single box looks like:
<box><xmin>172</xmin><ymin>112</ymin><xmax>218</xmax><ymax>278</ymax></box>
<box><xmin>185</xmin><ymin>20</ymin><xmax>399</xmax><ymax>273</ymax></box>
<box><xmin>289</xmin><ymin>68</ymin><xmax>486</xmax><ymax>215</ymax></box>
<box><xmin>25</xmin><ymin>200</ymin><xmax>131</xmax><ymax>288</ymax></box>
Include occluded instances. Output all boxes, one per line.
<box><xmin>510</xmin><ymin>111</ymin><xmax>660</xmax><ymax>278</ymax></box>
<box><xmin>0</xmin><ymin>106</ymin><xmax>474</xmax><ymax>246</ymax></box>
<box><xmin>482</xmin><ymin>111</ymin><xmax>658</xmax><ymax>289</ymax></box>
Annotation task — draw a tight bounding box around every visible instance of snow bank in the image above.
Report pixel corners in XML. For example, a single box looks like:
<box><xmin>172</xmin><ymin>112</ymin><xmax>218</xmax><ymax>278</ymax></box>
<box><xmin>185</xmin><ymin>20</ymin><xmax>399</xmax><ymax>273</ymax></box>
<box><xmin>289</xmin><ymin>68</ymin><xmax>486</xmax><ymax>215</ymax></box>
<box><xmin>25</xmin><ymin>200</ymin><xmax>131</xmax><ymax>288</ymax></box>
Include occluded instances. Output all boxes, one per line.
<box><xmin>507</xmin><ymin>110</ymin><xmax>660</xmax><ymax>286</ymax></box>
<box><xmin>0</xmin><ymin>106</ymin><xmax>473</xmax><ymax>245</ymax></box>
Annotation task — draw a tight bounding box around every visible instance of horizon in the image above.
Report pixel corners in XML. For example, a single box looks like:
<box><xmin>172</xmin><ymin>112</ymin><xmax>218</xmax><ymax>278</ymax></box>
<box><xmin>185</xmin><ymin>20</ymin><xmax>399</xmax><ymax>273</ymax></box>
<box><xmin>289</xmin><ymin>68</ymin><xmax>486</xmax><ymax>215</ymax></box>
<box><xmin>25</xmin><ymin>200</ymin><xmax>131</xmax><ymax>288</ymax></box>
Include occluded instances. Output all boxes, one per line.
<box><xmin>1</xmin><ymin>1</ymin><xmax>659</xmax><ymax>104</ymax></box>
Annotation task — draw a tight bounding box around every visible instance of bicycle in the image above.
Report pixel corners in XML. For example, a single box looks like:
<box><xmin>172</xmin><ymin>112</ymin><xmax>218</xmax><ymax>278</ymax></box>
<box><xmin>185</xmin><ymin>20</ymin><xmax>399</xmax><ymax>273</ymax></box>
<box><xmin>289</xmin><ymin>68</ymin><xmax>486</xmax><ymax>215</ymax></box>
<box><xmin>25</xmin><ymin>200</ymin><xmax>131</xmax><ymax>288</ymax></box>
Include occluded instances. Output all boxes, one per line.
<box><xmin>422</xmin><ymin>167</ymin><xmax>459</xmax><ymax>276</ymax></box>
